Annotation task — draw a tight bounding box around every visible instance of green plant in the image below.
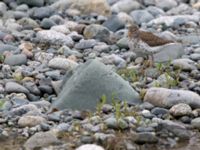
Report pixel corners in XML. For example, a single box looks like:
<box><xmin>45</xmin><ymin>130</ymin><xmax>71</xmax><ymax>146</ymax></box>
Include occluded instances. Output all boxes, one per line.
<box><xmin>96</xmin><ymin>94</ymin><xmax>107</xmax><ymax>115</ymax></box>
<box><xmin>0</xmin><ymin>54</ymin><xmax>4</xmax><ymax>63</ymax></box>
<box><xmin>153</xmin><ymin>81</ymin><xmax>161</xmax><ymax>87</ymax></box>
<box><xmin>155</xmin><ymin>62</ymin><xmax>164</xmax><ymax>72</ymax></box>
<box><xmin>122</xmin><ymin>101</ymin><xmax>128</xmax><ymax>116</ymax></box>
<box><xmin>13</xmin><ymin>72</ymin><xmax>23</xmax><ymax>82</ymax></box>
<box><xmin>139</xmin><ymin>88</ymin><xmax>147</xmax><ymax>100</ymax></box>
<box><xmin>114</xmin><ymin>101</ymin><xmax>122</xmax><ymax>122</ymax></box>
<box><xmin>135</xmin><ymin>115</ymin><xmax>142</xmax><ymax>125</ymax></box>
<box><xmin>173</xmin><ymin>69</ymin><xmax>181</xmax><ymax>84</ymax></box>
<box><xmin>111</xmin><ymin>92</ymin><xmax>117</xmax><ymax>106</ymax></box>
<box><xmin>165</xmin><ymin>72</ymin><xmax>179</xmax><ymax>88</ymax></box>
<box><xmin>0</xmin><ymin>100</ymin><xmax>5</xmax><ymax>109</ymax></box>
<box><xmin>117</xmin><ymin>68</ymin><xmax>138</xmax><ymax>82</ymax></box>
<box><xmin>156</xmin><ymin>60</ymin><xmax>172</xmax><ymax>74</ymax></box>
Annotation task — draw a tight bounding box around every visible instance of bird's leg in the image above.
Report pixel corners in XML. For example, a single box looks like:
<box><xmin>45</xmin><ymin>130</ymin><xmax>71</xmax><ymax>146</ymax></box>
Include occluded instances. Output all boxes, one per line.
<box><xmin>140</xmin><ymin>55</ymin><xmax>148</xmax><ymax>76</ymax></box>
<box><xmin>144</xmin><ymin>57</ymin><xmax>149</xmax><ymax>68</ymax></box>
<box><xmin>144</xmin><ymin>54</ymin><xmax>154</xmax><ymax>68</ymax></box>
<box><xmin>149</xmin><ymin>54</ymin><xmax>154</xmax><ymax>67</ymax></box>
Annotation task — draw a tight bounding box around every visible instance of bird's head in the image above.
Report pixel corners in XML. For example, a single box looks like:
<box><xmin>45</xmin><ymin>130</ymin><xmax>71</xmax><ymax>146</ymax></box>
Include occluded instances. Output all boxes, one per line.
<box><xmin>126</xmin><ymin>23</ymin><xmax>139</xmax><ymax>38</ymax></box>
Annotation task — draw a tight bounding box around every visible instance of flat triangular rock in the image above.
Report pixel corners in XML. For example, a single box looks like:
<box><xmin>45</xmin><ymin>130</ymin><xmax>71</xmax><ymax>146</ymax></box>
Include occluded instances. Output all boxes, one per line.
<box><xmin>52</xmin><ymin>59</ymin><xmax>141</xmax><ymax>110</ymax></box>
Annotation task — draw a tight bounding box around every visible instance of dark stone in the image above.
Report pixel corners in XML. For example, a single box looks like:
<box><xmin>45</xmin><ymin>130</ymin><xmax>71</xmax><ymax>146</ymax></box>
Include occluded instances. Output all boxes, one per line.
<box><xmin>103</xmin><ymin>15</ymin><xmax>124</xmax><ymax>32</ymax></box>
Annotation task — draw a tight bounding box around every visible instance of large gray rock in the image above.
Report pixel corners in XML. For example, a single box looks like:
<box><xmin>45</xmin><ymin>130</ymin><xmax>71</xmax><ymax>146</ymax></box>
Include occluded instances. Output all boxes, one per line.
<box><xmin>153</xmin><ymin>43</ymin><xmax>184</xmax><ymax>63</ymax></box>
<box><xmin>52</xmin><ymin>59</ymin><xmax>141</xmax><ymax>110</ymax></box>
<box><xmin>144</xmin><ymin>87</ymin><xmax>200</xmax><ymax>109</ymax></box>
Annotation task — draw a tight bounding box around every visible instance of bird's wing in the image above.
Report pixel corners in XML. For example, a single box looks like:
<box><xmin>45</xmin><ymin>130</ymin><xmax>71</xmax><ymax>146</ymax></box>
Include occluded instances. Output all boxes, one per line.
<box><xmin>139</xmin><ymin>31</ymin><xmax>173</xmax><ymax>47</ymax></box>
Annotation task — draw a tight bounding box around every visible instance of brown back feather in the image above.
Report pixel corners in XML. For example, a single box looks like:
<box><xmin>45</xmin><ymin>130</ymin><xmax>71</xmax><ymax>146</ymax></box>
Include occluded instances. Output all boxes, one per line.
<box><xmin>139</xmin><ymin>31</ymin><xmax>173</xmax><ymax>46</ymax></box>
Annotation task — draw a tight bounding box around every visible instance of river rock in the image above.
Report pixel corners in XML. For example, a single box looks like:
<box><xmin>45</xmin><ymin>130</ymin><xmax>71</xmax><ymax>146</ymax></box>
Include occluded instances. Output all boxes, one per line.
<box><xmin>180</xmin><ymin>35</ymin><xmax>200</xmax><ymax>45</ymax></box>
<box><xmin>143</xmin><ymin>0</ymin><xmax>156</xmax><ymax>6</ymax></box>
<box><xmin>36</xmin><ymin>30</ymin><xmax>74</xmax><ymax>47</ymax></box>
<box><xmin>104</xmin><ymin>117</ymin><xmax>129</xmax><ymax>129</ymax></box>
<box><xmin>51</xmin><ymin>0</ymin><xmax>111</xmax><ymax>16</ymax></box>
<box><xmin>130</xmin><ymin>10</ymin><xmax>154</xmax><ymax>25</ymax></box>
<box><xmin>40</xmin><ymin>18</ymin><xmax>56</xmax><ymax>29</ymax></box>
<box><xmin>190</xmin><ymin>53</ymin><xmax>200</xmax><ymax>61</ymax></box>
<box><xmin>155</xmin><ymin>119</ymin><xmax>190</xmax><ymax>140</ymax></box>
<box><xmin>103</xmin><ymin>15</ymin><xmax>125</xmax><ymax>32</ymax></box>
<box><xmin>51</xmin><ymin>25</ymin><xmax>70</xmax><ymax>34</ymax></box>
<box><xmin>4</xmin><ymin>54</ymin><xmax>27</xmax><ymax>66</ymax></box>
<box><xmin>132</xmin><ymin>132</ymin><xmax>158</xmax><ymax>144</ymax></box>
<box><xmin>74</xmin><ymin>39</ymin><xmax>97</xmax><ymax>50</ymax></box>
<box><xmin>0</xmin><ymin>2</ymin><xmax>7</xmax><ymax>16</ymax></box>
<box><xmin>193</xmin><ymin>2</ymin><xmax>200</xmax><ymax>9</ymax></box>
<box><xmin>17</xmin><ymin>0</ymin><xmax>44</xmax><ymax>7</ymax></box>
<box><xmin>101</xmin><ymin>54</ymin><xmax>126</xmax><ymax>68</ymax></box>
<box><xmin>0</xmin><ymin>44</ymin><xmax>17</xmax><ymax>53</ymax></box>
<box><xmin>48</xmin><ymin>57</ymin><xmax>78</xmax><ymax>70</ymax></box>
<box><xmin>5</xmin><ymin>82</ymin><xmax>29</xmax><ymax>94</ymax></box>
<box><xmin>52</xmin><ymin>59</ymin><xmax>141</xmax><ymax>110</ymax></box>
<box><xmin>146</xmin><ymin>6</ymin><xmax>165</xmax><ymax>17</ymax></box>
<box><xmin>24</xmin><ymin>131</ymin><xmax>60</xmax><ymax>150</ymax></box>
<box><xmin>116</xmin><ymin>37</ymin><xmax>129</xmax><ymax>49</ymax></box>
<box><xmin>147</xmin><ymin>15</ymin><xmax>199</xmax><ymax>27</ymax></box>
<box><xmin>18</xmin><ymin>17</ymin><xmax>39</xmax><ymax>29</ymax></box>
<box><xmin>149</xmin><ymin>74</ymin><xmax>175</xmax><ymax>88</ymax></box>
<box><xmin>111</xmin><ymin>0</ymin><xmax>140</xmax><ymax>13</ymax></box>
<box><xmin>18</xmin><ymin>115</ymin><xmax>46</xmax><ymax>127</ymax></box>
<box><xmin>30</xmin><ymin>6</ymin><xmax>55</xmax><ymax>20</ymax></box>
<box><xmin>169</xmin><ymin>103</ymin><xmax>192</xmax><ymax>117</ymax></box>
<box><xmin>83</xmin><ymin>24</ymin><xmax>110</xmax><ymax>43</ymax></box>
<box><xmin>73</xmin><ymin>0</ymin><xmax>111</xmax><ymax>16</ymax></box>
<box><xmin>144</xmin><ymin>87</ymin><xmax>200</xmax><ymax>109</ymax></box>
<box><xmin>14</xmin><ymin>11</ymin><xmax>28</xmax><ymax>20</ymax></box>
<box><xmin>155</xmin><ymin>0</ymin><xmax>178</xmax><ymax>11</ymax></box>
<box><xmin>76</xmin><ymin>144</ymin><xmax>105</xmax><ymax>150</ymax></box>
<box><xmin>191</xmin><ymin>117</ymin><xmax>200</xmax><ymax>129</ymax></box>
<box><xmin>16</xmin><ymin>4</ymin><xmax>29</xmax><ymax>11</ymax></box>
<box><xmin>153</xmin><ymin>43</ymin><xmax>184</xmax><ymax>62</ymax></box>
<box><xmin>8</xmin><ymin>104</ymin><xmax>41</xmax><ymax>117</ymax></box>
<box><xmin>172</xmin><ymin>58</ymin><xmax>196</xmax><ymax>71</ymax></box>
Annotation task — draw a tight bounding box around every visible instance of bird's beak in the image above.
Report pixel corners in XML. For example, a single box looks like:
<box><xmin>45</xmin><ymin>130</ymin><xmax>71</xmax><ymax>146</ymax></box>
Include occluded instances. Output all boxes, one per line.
<box><xmin>125</xmin><ymin>24</ymin><xmax>131</xmax><ymax>29</ymax></box>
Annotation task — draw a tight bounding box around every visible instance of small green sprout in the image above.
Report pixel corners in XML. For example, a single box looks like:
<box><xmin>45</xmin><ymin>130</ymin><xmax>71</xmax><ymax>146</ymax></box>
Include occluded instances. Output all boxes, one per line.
<box><xmin>96</xmin><ymin>94</ymin><xmax>107</xmax><ymax>115</ymax></box>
